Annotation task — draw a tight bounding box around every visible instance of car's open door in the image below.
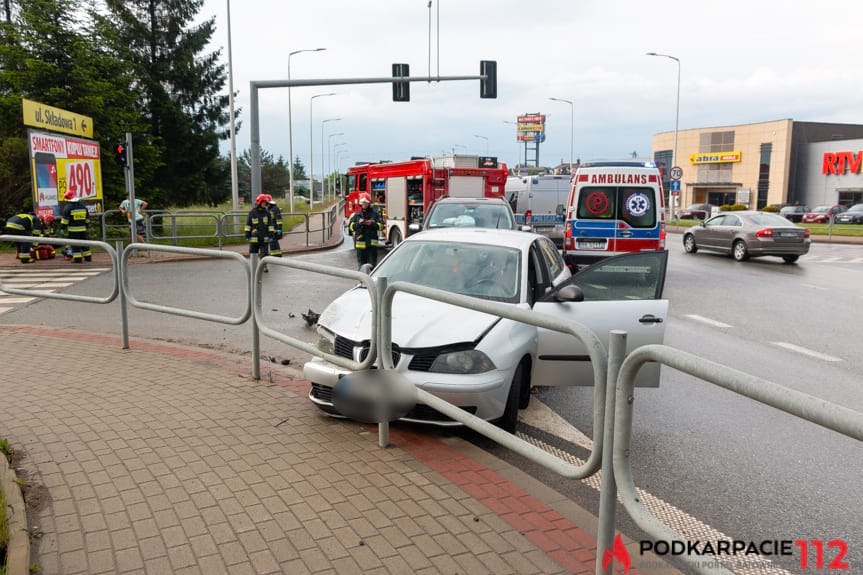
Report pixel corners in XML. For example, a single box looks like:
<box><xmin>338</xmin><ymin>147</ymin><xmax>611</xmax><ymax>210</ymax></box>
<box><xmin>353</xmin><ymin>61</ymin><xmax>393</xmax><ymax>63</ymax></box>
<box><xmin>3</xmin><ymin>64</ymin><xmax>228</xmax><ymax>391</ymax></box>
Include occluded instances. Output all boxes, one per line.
<box><xmin>531</xmin><ymin>250</ymin><xmax>669</xmax><ymax>388</ymax></box>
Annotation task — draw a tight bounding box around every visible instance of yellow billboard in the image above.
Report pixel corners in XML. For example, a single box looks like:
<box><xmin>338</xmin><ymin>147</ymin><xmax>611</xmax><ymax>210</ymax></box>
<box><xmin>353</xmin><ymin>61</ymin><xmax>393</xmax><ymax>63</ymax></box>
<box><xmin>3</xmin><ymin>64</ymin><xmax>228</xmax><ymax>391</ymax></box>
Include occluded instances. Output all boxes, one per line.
<box><xmin>29</xmin><ymin>130</ymin><xmax>104</xmax><ymax>217</ymax></box>
<box><xmin>689</xmin><ymin>151</ymin><xmax>742</xmax><ymax>165</ymax></box>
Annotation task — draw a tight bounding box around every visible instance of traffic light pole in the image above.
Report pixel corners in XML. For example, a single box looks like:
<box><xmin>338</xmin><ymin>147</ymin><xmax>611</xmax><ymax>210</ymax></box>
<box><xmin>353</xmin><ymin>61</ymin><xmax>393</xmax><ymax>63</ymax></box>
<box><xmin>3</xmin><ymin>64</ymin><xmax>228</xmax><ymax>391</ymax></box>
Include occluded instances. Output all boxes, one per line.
<box><xmin>248</xmin><ymin>67</ymin><xmax>495</xmax><ymax>199</ymax></box>
<box><xmin>122</xmin><ymin>132</ymin><xmax>138</xmax><ymax>245</ymax></box>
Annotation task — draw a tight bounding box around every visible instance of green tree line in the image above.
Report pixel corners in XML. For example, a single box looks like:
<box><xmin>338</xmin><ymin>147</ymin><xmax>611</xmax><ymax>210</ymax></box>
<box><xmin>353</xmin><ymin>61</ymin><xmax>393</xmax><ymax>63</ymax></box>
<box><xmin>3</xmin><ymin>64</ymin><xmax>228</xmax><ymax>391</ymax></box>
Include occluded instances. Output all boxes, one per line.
<box><xmin>0</xmin><ymin>0</ymin><xmax>302</xmax><ymax>218</ymax></box>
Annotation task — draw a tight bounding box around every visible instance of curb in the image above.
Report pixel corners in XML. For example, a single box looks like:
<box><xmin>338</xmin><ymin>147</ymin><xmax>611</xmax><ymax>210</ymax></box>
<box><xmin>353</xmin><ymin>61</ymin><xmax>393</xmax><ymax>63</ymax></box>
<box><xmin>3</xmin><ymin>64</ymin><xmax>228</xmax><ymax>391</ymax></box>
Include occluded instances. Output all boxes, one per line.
<box><xmin>1</xmin><ymin>449</ymin><xmax>29</xmax><ymax>575</ymax></box>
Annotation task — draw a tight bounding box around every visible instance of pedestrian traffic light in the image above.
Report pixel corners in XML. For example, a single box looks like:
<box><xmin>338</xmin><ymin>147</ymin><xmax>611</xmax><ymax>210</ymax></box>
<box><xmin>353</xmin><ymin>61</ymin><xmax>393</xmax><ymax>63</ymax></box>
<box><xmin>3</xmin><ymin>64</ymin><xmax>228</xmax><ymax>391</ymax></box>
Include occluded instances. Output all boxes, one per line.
<box><xmin>114</xmin><ymin>143</ymin><xmax>128</xmax><ymax>167</ymax></box>
<box><xmin>480</xmin><ymin>60</ymin><xmax>497</xmax><ymax>99</ymax></box>
<box><xmin>392</xmin><ymin>63</ymin><xmax>410</xmax><ymax>102</ymax></box>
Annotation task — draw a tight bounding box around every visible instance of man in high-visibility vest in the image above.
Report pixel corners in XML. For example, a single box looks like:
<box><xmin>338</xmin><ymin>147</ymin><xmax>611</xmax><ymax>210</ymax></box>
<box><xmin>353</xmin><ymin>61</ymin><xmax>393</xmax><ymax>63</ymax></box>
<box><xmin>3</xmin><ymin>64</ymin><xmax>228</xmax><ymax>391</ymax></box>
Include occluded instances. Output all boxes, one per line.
<box><xmin>3</xmin><ymin>212</ymin><xmax>48</xmax><ymax>263</ymax></box>
<box><xmin>60</xmin><ymin>189</ymin><xmax>92</xmax><ymax>263</ymax></box>
<box><xmin>348</xmin><ymin>193</ymin><xmax>384</xmax><ymax>269</ymax></box>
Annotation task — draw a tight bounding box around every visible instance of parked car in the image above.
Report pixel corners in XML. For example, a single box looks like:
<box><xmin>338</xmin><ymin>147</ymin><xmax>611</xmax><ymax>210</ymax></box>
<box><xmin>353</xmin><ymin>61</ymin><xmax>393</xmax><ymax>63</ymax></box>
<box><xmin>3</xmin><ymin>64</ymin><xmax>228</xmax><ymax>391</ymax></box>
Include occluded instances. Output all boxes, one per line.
<box><xmin>408</xmin><ymin>196</ymin><xmax>521</xmax><ymax>232</ymax></box>
<box><xmin>834</xmin><ymin>203</ymin><xmax>863</xmax><ymax>224</ymax></box>
<box><xmin>305</xmin><ymin>228</ymin><xmax>669</xmax><ymax>432</ymax></box>
<box><xmin>779</xmin><ymin>204</ymin><xmax>809</xmax><ymax>223</ymax></box>
<box><xmin>678</xmin><ymin>203</ymin><xmax>714</xmax><ymax>220</ymax></box>
<box><xmin>801</xmin><ymin>204</ymin><xmax>846</xmax><ymax>224</ymax></box>
<box><xmin>682</xmin><ymin>211</ymin><xmax>810</xmax><ymax>263</ymax></box>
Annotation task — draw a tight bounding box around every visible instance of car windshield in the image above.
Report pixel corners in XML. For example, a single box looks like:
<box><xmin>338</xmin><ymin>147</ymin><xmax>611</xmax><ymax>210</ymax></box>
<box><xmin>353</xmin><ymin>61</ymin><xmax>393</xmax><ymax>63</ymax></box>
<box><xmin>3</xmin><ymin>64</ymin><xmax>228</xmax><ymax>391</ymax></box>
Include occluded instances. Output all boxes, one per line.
<box><xmin>373</xmin><ymin>240</ymin><xmax>521</xmax><ymax>302</ymax></box>
<box><xmin>782</xmin><ymin>206</ymin><xmax>805</xmax><ymax>212</ymax></box>
<box><xmin>427</xmin><ymin>204</ymin><xmax>514</xmax><ymax>229</ymax></box>
<box><xmin>847</xmin><ymin>205</ymin><xmax>863</xmax><ymax>213</ymax></box>
<box><xmin>812</xmin><ymin>206</ymin><xmax>830</xmax><ymax>213</ymax></box>
<box><xmin>749</xmin><ymin>213</ymin><xmax>797</xmax><ymax>226</ymax></box>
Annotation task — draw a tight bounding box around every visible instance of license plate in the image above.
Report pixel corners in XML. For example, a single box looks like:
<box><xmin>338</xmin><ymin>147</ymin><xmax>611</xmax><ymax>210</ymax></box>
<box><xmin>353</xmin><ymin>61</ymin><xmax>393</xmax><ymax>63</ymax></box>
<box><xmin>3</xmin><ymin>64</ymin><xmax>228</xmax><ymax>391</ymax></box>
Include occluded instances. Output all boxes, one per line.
<box><xmin>778</xmin><ymin>232</ymin><xmax>798</xmax><ymax>238</ymax></box>
<box><xmin>577</xmin><ymin>239</ymin><xmax>606</xmax><ymax>249</ymax></box>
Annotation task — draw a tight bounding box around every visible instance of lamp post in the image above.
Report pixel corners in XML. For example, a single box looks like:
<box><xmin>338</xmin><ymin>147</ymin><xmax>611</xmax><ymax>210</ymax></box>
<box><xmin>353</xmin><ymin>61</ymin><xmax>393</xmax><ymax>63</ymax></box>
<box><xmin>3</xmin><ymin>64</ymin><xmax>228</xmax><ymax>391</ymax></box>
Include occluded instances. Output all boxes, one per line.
<box><xmin>549</xmin><ymin>97</ymin><xmax>574</xmax><ymax>173</ymax></box>
<box><xmin>646</xmin><ymin>52</ymin><xmax>680</xmax><ymax>222</ymax></box>
<box><xmin>226</xmin><ymin>0</ymin><xmax>238</xmax><ymax>214</ymax></box>
<box><xmin>321</xmin><ymin>119</ymin><xmax>341</xmax><ymax>203</ymax></box>
<box><xmin>473</xmin><ymin>134</ymin><xmax>489</xmax><ymax>156</ymax></box>
<box><xmin>309</xmin><ymin>92</ymin><xmax>336</xmax><ymax>208</ymax></box>
<box><xmin>330</xmin><ymin>140</ymin><xmax>347</xmax><ymax>201</ymax></box>
<box><xmin>287</xmin><ymin>47</ymin><xmax>325</xmax><ymax>210</ymax></box>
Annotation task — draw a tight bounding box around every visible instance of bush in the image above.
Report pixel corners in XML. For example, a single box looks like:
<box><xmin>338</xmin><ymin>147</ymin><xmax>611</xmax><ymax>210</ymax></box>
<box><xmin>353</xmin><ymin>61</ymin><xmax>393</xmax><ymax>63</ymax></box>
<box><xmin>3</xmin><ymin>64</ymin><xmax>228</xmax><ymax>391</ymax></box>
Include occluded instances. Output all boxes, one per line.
<box><xmin>719</xmin><ymin>203</ymin><xmax>747</xmax><ymax>212</ymax></box>
<box><xmin>762</xmin><ymin>204</ymin><xmax>781</xmax><ymax>213</ymax></box>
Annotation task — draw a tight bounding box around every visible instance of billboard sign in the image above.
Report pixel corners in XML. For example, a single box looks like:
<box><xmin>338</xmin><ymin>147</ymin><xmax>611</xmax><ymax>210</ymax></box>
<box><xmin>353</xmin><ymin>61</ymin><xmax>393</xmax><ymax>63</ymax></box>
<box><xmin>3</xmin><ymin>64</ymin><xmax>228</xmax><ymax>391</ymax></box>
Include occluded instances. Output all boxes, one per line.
<box><xmin>29</xmin><ymin>129</ymin><xmax>104</xmax><ymax>216</ymax></box>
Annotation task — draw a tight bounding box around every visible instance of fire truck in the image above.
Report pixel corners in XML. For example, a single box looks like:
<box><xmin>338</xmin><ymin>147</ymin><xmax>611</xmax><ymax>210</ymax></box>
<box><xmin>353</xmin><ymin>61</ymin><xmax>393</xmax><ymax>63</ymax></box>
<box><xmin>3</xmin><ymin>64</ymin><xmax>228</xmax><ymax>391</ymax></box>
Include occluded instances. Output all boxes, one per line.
<box><xmin>344</xmin><ymin>154</ymin><xmax>508</xmax><ymax>247</ymax></box>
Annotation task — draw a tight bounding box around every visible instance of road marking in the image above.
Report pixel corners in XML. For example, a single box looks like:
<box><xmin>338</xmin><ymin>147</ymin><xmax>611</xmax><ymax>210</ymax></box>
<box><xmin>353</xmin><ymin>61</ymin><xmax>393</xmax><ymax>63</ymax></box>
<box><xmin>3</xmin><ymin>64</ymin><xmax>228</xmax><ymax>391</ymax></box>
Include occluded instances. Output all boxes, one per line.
<box><xmin>770</xmin><ymin>342</ymin><xmax>842</xmax><ymax>362</ymax></box>
<box><xmin>0</xmin><ymin>267</ymin><xmax>110</xmax><ymax>315</ymax></box>
<box><xmin>518</xmin><ymin>425</ymin><xmax>794</xmax><ymax>575</ymax></box>
<box><xmin>0</xmin><ymin>297</ymin><xmax>35</xmax><ymax>304</ymax></box>
<box><xmin>684</xmin><ymin>314</ymin><xmax>733</xmax><ymax>328</ymax></box>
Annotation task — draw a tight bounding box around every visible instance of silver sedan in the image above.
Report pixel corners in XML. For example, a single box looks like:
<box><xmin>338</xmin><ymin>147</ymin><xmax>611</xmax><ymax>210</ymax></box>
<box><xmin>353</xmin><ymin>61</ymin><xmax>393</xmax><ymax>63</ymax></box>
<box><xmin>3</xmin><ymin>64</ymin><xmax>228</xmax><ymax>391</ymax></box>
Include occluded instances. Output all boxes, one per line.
<box><xmin>305</xmin><ymin>228</ymin><xmax>669</xmax><ymax>432</ymax></box>
<box><xmin>682</xmin><ymin>211</ymin><xmax>811</xmax><ymax>263</ymax></box>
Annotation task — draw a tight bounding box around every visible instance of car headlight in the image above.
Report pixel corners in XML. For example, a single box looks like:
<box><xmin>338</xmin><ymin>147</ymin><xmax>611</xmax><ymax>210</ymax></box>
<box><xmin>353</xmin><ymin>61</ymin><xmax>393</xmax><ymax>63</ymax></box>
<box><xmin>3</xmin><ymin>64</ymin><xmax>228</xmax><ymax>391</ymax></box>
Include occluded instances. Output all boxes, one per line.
<box><xmin>429</xmin><ymin>350</ymin><xmax>496</xmax><ymax>374</ymax></box>
<box><xmin>315</xmin><ymin>325</ymin><xmax>336</xmax><ymax>355</ymax></box>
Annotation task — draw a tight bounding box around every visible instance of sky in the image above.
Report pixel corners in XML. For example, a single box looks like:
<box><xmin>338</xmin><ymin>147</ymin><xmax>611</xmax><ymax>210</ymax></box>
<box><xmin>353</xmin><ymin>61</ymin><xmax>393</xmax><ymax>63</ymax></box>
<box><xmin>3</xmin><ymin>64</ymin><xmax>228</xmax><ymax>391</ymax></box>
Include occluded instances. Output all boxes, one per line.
<box><xmin>200</xmin><ymin>0</ymin><xmax>863</xmax><ymax>177</ymax></box>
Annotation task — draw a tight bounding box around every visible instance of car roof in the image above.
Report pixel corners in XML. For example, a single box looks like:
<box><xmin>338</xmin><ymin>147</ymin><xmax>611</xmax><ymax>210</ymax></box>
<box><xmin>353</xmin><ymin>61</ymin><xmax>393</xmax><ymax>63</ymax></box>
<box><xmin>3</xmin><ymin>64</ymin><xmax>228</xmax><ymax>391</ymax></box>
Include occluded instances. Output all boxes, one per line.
<box><xmin>430</xmin><ymin>196</ymin><xmax>509</xmax><ymax>205</ymax></box>
<box><xmin>406</xmin><ymin>227</ymin><xmax>539</xmax><ymax>249</ymax></box>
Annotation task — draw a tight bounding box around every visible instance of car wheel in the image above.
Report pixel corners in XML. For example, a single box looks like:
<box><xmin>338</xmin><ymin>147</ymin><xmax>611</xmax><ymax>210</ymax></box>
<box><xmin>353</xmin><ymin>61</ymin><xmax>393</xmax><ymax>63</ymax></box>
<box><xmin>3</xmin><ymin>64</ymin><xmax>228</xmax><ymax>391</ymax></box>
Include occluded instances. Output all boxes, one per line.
<box><xmin>496</xmin><ymin>363</ymin><xmax>523</xmax><ymax>434</ymax></box>
<box><xmin>390</xmin><ymin>228</ymin><xmax>402</xmax><ymax>249</ymax></box>
<box><xmin>732</xmin><ymin>240</ymin><xmax>750</xmax><ymax>261</ymax></box>
<box><xmin>683</xmin><ymin>234</ymin><xmax>698</xmax><ymax>253</ymax></box>
<box><xmin>782</xmin><ymin>255</ymin><xmax>799</xmax><ymax>264</ymax></box>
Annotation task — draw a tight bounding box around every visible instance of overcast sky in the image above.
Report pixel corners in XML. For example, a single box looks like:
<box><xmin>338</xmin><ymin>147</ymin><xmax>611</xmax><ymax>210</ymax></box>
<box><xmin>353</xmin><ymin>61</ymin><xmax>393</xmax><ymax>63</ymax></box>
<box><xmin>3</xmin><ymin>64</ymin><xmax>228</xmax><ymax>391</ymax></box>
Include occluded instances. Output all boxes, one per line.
<box><xmin>200</xmin><ymin>0</ymin><xmax>863</xmax><ymax>175</ymax></box>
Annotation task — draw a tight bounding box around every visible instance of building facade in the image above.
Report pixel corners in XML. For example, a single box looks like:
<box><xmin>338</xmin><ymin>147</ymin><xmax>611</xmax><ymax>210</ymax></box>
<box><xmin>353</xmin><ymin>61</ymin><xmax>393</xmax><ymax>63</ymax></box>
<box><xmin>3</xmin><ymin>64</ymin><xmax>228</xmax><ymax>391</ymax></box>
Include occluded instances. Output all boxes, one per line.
<box><xmin>651</xmin><ymin>119</ymin><xmax>863</xmax><ymax>211</ymax></box>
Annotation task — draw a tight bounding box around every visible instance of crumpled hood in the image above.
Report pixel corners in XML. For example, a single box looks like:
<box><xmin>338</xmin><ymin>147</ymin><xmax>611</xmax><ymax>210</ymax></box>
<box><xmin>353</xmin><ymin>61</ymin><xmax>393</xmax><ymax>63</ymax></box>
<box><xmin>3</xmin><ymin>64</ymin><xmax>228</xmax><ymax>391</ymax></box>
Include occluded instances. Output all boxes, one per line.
<box><xmin>317</xmin><ymin>288</ymin><xmax>499</xmax><ymax>348</ymax></box>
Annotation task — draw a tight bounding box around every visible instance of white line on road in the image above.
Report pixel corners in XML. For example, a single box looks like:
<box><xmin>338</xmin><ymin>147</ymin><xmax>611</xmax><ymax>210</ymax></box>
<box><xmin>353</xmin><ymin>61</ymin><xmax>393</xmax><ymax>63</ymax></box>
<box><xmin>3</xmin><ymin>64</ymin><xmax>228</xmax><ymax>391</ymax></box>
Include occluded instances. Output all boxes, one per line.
<box><xmin>684</xmin><ymin>314</ymin><xmax>733</xmax><ymax>329</ymax></box>
<box><xmin>771</xmin><ymin>342</ymin><xmax>842</xmax><ymax>362</ymax></box>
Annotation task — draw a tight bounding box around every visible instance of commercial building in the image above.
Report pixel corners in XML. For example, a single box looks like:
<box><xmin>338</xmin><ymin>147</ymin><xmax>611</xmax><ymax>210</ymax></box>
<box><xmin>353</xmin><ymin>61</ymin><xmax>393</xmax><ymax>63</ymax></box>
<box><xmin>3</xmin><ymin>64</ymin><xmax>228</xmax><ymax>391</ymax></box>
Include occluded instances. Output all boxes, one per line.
<box><xmin>651</xmin><ymin>119</ymin><xmax>863</xmax><ymax>211</ymax></box>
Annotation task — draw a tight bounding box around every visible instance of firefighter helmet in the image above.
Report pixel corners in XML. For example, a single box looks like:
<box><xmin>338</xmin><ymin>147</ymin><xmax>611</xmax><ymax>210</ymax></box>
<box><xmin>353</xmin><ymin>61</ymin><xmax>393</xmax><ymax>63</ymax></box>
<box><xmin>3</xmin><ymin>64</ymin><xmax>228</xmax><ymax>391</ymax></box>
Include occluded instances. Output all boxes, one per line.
<box><xmin>40</xmin><ymin>213</ymin><xmax>56</xmax><ymax>226</ymax></box>
<box><xmin>358</xmin><ymin>193</ymin><xmax>372</xmax><ymax>205</ymax></box>
<box><xmin>255</xmin><ymin>193</ymin><xmax>269</xmax><ymax>205</ymax></box>
<box><xmin>64</xmin><ymin>189</ymin><xmax>76</xmax><ymax>200</ymax></box>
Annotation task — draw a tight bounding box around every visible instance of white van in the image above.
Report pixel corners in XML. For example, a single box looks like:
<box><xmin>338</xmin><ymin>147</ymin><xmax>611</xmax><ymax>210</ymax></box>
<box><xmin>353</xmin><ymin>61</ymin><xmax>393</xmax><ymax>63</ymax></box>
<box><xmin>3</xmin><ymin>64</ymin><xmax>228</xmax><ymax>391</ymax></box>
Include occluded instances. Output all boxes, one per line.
<box><xmin>509</xmin><ymin>174</ymin><xmax>571</xmax><ymax>247</ymax></box>
<box><xmin>562</xmin><ymin>161</ymin><xmax>666</xmax><ymax>268</ymax></box>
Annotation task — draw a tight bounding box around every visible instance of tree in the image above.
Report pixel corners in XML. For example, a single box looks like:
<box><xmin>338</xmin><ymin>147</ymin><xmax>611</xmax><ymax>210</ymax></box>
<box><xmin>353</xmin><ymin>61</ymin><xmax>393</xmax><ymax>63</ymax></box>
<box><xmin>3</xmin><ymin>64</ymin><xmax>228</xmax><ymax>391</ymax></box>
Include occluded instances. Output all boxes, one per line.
<box><xmin>94</xmin><ymin>0</ymin><xmax>230</xmax><ymax>209</ymax></box>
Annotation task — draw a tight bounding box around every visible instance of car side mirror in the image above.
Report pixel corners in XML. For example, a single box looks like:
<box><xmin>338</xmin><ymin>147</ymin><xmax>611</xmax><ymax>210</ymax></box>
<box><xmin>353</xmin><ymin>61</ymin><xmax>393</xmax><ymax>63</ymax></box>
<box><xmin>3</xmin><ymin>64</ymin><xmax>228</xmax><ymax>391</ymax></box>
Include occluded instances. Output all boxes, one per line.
<box><xmin>555</xmin><ymin>284</ymin><xmax>584</xmax><ymax>302</ymax></box>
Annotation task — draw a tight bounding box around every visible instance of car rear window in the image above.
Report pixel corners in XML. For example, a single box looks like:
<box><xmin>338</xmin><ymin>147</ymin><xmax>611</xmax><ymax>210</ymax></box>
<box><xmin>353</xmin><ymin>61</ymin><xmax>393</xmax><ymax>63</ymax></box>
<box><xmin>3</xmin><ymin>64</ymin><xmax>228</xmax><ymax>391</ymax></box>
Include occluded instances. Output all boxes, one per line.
<box><xmin>576</xmin><ymin>186</ymin><xmax>657</xmax><ymax>228</ymax></box>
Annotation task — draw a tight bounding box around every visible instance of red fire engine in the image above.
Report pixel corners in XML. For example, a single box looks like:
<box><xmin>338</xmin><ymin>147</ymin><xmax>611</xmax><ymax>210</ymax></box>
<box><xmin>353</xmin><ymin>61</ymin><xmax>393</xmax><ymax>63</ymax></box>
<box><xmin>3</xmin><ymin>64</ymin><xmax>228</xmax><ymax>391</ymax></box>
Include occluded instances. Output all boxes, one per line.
<box><xmin>344</xmin><ymin>154</ymin><xmax>508</xmax><ymax>247</ymax></box>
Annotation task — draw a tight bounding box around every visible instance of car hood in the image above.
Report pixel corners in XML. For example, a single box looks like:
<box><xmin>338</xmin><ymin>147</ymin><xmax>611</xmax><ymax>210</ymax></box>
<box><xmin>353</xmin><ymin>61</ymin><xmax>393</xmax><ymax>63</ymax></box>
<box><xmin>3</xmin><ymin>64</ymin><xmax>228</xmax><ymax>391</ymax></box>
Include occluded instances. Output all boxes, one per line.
<box><xmin>317</xmin><ymin>287</ymin><xmax>500</xmax><ymax>347</ymax></box>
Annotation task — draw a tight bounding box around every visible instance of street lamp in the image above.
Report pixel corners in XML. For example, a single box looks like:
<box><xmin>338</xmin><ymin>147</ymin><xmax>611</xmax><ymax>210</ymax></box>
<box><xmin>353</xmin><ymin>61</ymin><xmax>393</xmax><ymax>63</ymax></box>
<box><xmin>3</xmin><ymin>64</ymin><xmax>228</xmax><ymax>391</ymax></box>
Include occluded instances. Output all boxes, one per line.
<box><xmin>330</xmin><ymin>140</ymin><xmax>347</xmax><ymax>201</ymax></box>
<box><xmin>321</xmin><ymin>119</ymin><xmax>341</xmax><ymax>202</ymax></box>
<box><xmin>309</xmin><ymin>92</ymin><xmax>336</xmax><ymax>208</ymax></box>
<box><xmin>288</xmin><ymin>47</ymin><xmax>325</xmax><ymax>209</ymax></box>
<box><xmin>549</xmin><ymin>97</ymin><xmax>574</xmax><ymax>173</ymax></box>
<box><xmin>226</xmin><ymin>0</ymin><xmax>238</xmax><ymax>214</ymax></box>
<box><xmin>646</xmin><ymin>51</ymin><xmax>680</xmax><ymax>222</ymax></box>
<box><xmin>473</xmin><ymin>134</ymin><xmax>489</xmax><ymax>156</ymax></box>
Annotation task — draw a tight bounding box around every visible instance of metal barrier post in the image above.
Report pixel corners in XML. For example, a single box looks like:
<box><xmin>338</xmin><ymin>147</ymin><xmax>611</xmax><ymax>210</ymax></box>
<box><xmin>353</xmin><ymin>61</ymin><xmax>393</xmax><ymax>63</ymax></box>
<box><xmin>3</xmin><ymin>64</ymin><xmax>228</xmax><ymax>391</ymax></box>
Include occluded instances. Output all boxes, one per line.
<box><xmin>374</xmin><ymin>276</ymin><xmax>390</xmax><ymax>448</ymax></box>
<box><xmin>251</xmin><ymin>252</ymin><xmax>260</xmax><ymax>380</ymax></box>
<box><xmin>596</xmin><ymin>330</ymin><xmax>626</xmax><ymax>575</ymax></box>
<box><xmin>117</xmin><ymin>240</ymin><xmax>130</xmax><ymax>349</ymax></box>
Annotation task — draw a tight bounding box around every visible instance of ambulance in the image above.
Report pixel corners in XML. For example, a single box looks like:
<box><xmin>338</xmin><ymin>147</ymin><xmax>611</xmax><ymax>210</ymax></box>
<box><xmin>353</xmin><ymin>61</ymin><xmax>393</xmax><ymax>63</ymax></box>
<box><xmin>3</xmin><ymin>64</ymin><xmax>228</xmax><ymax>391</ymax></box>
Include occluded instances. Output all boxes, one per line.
<box><xmin>562</xmin><ymin>161</ymin><xmax>666</xmax><ymax>268</ymax></box>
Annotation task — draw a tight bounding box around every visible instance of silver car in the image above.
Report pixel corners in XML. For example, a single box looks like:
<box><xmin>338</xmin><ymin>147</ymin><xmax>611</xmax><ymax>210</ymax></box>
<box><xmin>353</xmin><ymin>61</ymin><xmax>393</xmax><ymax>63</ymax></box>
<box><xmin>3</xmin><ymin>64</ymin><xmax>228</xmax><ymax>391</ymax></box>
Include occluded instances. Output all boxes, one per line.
<box><xmin>305</xmin><ymin>228</ymin><xmax>669</xmax><ymax>432</ymax></box>
<box><xmin>682</xmin><ymin>211</ymin><xmax>811</xmax><ymax>263</ymax></box>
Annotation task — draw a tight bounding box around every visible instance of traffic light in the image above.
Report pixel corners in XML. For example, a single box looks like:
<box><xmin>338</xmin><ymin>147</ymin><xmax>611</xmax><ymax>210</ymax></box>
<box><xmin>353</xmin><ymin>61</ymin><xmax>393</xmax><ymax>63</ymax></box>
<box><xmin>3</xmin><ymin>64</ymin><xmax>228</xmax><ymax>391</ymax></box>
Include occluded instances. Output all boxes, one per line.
<box><xmin>114</xmin><ymin>143</ymin><xmax>128</xmax><ymax>167</ymax></box>
<box><xmin>480</xmin><ymin>60</ymin><xmax>497</xmax><ymax>99</ymax></box>
<box><xmin>392</xmin><ymin>63</ymin><xmax>410</xmax><ymax>102</ymax></box>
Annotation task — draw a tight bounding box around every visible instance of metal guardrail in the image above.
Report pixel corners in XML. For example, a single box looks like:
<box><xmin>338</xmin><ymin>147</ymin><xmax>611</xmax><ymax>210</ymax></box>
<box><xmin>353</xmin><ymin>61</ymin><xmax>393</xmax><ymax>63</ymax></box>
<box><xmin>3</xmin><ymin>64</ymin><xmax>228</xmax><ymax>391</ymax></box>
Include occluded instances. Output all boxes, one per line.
<box><xmin>610</xmin><ymin>344</ymin><xmax>863</xmax><ymax>575</ymax></box>
<box><xmin>0</xmin><ymin>235</ymin><xmax>119</xmax><ymax>304</ymax></box>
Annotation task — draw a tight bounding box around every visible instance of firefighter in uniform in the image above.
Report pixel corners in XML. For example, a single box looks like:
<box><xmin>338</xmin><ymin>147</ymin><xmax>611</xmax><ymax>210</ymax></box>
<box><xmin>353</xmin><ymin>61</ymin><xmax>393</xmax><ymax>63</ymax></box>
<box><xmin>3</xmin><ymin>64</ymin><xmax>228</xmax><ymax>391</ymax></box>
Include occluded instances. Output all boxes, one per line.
<box><xmin>244</xmin><ymin>193</ymin><xmax>274</xmax><ymax>272</ymax></box>
<box><xmin>267</xmin><ymin>198</ymin><xmax>283</xmax><ymax>258</ymax></box>
<box><xmin>3</xmin><ymin>212</ymin><xmax>47</xmax><ymax>263</ymax></box>
<box><xmin>60</xmin><ymin>190</ymin><xmax>92</xmax><ymax>263</ymax></box>
<box><xmin>348</xmin><ymin>193</ymin><xmax>384</xmax><ymax>268</ymax></box>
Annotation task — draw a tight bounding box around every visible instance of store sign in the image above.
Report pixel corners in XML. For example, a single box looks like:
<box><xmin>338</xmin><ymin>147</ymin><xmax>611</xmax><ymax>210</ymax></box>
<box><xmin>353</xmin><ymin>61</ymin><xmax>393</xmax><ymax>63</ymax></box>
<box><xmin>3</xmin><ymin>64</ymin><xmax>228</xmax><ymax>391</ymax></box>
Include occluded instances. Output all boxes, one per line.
<box><xmin>689</xmin><ymin>151</ymin><xmax>742</xmax><ymax>165</ymax></box>
<box><xmin>22</xmin><ymin>98</ymin><xmax>93</xmax><ymax>138</ymax></box>
<box><xmin>822</xmin><ymin>151</ymin><xmax>863</xmax><ymax>175</ymax></box>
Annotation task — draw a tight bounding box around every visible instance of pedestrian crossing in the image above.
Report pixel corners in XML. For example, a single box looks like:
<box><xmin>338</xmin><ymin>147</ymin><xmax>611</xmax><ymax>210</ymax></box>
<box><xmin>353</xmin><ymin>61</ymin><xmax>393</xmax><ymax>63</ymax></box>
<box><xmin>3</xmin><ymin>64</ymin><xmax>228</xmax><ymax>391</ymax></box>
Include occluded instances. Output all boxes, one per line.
<box><xmin>0</xmin><ymin>266</ymin><xmax>111</xmax><ymax>315</ymax></box>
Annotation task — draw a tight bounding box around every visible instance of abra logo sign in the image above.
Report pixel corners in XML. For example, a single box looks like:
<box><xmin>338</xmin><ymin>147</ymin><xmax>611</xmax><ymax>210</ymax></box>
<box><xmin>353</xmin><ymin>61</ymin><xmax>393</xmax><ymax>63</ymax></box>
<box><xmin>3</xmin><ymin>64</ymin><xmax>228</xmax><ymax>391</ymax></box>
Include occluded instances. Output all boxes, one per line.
<box><xmin>602</xmin><ymin>533</ymin><xmax>632</xmax><ymax>573</ymax></box>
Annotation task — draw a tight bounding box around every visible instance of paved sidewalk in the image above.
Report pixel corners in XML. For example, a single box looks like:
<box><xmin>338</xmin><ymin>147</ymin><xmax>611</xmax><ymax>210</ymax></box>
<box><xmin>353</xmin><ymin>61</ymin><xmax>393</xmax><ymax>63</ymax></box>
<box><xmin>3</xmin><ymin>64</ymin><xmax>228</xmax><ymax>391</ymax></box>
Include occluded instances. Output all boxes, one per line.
<box><xmin>0</xmin><ymin>325</ymin><xmax>682</xmax><ymax>575</ymax></box>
